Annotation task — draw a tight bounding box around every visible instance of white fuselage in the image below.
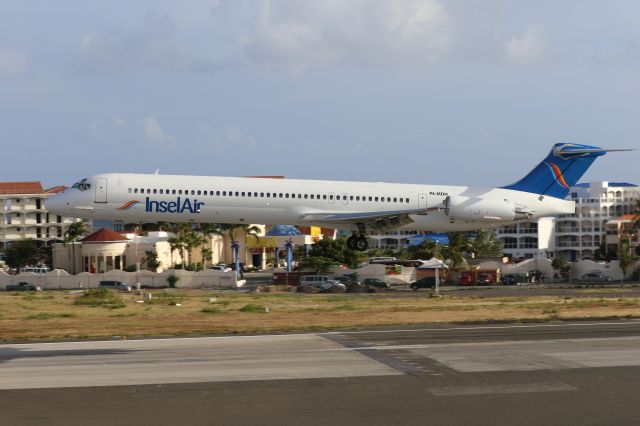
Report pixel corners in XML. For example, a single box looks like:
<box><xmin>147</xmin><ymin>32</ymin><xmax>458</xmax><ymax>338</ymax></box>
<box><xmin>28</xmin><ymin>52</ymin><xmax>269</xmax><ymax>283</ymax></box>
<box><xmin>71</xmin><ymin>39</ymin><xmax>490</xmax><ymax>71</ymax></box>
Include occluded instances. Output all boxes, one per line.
<box><xmin>45</xmin><ymin>173</ymin><xmax>575</xmax><ymax>232</ymax></box>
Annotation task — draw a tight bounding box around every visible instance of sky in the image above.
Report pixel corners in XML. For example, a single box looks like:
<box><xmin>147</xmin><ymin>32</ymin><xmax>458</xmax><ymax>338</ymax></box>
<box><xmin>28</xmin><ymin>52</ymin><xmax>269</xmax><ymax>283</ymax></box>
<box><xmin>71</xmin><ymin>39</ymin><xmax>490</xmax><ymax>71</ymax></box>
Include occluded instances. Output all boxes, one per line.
<box><xmin>1</xmin><ymin>0</ymin><xmax>639</xmax><ymax>189</ymax></box>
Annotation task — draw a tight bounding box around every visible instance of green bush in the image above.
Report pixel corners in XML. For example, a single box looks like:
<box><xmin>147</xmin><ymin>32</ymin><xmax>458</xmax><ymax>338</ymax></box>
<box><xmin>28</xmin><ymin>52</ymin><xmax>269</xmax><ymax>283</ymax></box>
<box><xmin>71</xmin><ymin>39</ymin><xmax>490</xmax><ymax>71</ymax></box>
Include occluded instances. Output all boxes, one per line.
<box><xmin>201</xmin><ymin>307</ymin><xmax>223</xmax><ymax>314</ymax></box>
<box><xmin>240</xmin><ymin>303</ymin><xmax>267</xmax><ymax>313</ymax></box>
<box><xmin>74</xmin><ymin>288</ymin><xmax>125</xmax><ymax>309</ymax></box>
<box><xmin>167</xmin><ymin>274</ymin><xmax>179</xmax><ymax>288</ymax></box>
<box><xmin>26</xmin><ymin>312</ymin><xmax>76</xmax><ymax>320</ymax></box>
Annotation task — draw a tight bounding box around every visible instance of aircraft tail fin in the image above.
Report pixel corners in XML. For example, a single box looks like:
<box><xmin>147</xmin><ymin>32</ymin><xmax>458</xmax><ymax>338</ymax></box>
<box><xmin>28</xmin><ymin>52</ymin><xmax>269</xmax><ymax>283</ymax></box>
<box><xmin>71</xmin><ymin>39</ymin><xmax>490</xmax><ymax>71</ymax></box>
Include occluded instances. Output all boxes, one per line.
<box><xmin>502</xmin><ymin>143</ymin><xmax>632</xmax><ymax>199</ymax></box>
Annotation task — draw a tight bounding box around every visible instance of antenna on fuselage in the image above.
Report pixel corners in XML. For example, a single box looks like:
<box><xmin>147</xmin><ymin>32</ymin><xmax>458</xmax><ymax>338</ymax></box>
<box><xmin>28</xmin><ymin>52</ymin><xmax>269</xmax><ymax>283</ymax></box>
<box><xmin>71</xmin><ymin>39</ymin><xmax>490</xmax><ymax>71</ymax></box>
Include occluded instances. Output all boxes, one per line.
<box><xmin>154</xmin><ymin>169</ymin><xmax>160</xmax><ymax>175</ymax></box>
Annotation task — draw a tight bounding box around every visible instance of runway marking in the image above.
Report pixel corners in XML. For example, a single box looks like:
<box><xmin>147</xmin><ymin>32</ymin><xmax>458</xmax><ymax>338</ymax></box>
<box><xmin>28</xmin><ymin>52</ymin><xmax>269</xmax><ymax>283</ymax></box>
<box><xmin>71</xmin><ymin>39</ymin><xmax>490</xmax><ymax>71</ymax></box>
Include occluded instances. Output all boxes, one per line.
<box><xmin>306</xmin><ymin>335</ymin><xmax>640</xmax><ymax>352</ymax></box>
<box><xmin>325</xmin><ymin>320</ymin><xmax>640</xmax><ymax>335</ymax></box>
<box><xmin>427</xmin><ymin>382</ymin><xmax>577</xmax><ymax>396</ymax></box>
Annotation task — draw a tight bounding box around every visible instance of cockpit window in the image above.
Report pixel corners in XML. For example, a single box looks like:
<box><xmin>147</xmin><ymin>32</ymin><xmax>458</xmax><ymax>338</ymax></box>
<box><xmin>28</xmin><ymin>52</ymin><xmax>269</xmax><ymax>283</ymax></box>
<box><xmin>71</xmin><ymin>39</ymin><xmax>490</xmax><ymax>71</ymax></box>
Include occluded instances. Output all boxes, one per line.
<box><xmin>71</xmin><ymin>178</ymin><xmax>91</xmax><ymax>191</ymax></box>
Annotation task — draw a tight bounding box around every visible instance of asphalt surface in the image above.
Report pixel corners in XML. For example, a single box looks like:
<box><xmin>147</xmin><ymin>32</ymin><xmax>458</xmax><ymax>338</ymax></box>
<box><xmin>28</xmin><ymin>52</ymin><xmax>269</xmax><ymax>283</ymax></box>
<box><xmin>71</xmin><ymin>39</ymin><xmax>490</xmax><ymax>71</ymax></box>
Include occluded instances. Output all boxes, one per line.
<box><xmin>2</xmin><ymin>320</ymin><xmax>640</xmax><ymax>425</ymax></box>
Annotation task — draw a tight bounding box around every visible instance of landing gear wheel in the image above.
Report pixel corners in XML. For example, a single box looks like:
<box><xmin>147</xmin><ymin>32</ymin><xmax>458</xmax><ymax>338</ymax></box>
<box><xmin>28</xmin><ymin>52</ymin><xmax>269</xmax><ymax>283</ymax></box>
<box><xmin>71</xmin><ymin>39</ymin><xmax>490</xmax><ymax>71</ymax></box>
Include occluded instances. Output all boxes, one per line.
<box><xmin>354</xmin><ymin>236</ymin><xmax>368</xmax><ymax>251</ymax></box>
<box><xmin>346</xmin><ymin>235</ymin><xmax>358</xmax><ymax>250</ymax></box>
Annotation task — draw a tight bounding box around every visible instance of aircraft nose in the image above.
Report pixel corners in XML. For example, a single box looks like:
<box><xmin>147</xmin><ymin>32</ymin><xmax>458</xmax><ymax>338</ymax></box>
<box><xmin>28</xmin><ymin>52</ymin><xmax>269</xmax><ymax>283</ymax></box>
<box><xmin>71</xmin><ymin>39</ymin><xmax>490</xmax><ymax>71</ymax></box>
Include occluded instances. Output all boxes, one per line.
<box><xmin>45</xmin><ymin>192</ymin><xmax>67</xmax><ymax>214</ymax></box>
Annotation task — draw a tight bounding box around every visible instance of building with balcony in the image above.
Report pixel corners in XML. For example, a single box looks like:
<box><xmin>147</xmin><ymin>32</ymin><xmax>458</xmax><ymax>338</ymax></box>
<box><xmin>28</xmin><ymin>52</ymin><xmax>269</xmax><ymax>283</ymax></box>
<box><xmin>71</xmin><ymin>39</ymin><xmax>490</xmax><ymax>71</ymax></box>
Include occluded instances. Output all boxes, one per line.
<box><xmin>0</xmin><ymin>182</ymin><xmax>75</xmax><ymax>252</ymax></box>
<box><xmin>497</xmin><ymin>181</ymin><xmax>640</xmax><ymax>261</ymax></box>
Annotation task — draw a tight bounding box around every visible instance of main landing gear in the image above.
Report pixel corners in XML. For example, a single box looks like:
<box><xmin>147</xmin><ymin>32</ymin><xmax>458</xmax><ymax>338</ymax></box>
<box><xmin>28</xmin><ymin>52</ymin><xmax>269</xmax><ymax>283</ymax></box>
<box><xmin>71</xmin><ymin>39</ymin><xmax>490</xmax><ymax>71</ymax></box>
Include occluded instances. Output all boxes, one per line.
<box><xmin>347</xmin><ymin>224</ymin><xmax>369</xmax><ymax>251</ymax></box>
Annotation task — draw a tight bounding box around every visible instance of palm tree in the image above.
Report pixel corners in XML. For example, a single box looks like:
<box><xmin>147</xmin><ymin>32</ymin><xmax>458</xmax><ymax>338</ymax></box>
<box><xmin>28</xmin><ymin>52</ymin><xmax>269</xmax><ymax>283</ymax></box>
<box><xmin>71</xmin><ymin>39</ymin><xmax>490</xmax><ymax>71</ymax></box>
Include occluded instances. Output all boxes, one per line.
<box><xmin>167</xmin><ymin>236</ymin><xmax>183</xmax><ymax>268</ymax></box>
<box><xmin>63</xmin><ymin>220</ymin><xmax>89</xmax><ymax>274</ymax></box>
<box><xmin>468</xmin><ymin>230</ymin><xmax>503</xmax><ymax>258</ymax></box>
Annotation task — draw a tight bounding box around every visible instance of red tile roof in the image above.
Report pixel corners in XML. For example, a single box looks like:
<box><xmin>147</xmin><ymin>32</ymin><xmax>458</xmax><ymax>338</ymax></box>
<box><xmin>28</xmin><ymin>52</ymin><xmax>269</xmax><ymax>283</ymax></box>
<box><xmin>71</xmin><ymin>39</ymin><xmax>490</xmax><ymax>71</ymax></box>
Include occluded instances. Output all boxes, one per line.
<box><xmin>0</xmin><ymin>182</ymin><xmax>45</xmax><ymax>195</ymax></box>
<box><xmin>45</xmin><ymin>185</ymin><xmax>67</xmax><ymax>194</ymax></box>
<box><xmin>617</xmin><ymin>214</ymin><xmax>636</xmax><ymax>221</ymax></box>
<box><xmin>80</xmin><ymin>228</ymin><xmax>130</xmax><ymax>243</ymax></box>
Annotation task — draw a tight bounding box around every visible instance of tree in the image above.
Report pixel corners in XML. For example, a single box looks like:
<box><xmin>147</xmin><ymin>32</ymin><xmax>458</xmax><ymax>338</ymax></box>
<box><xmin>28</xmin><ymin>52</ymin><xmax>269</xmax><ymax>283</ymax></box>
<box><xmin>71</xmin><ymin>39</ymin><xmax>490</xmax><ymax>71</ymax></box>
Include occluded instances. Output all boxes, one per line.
<box><xmin>619</xmin><ymin>235</ymin><xmax>638</xmax><ymax>280</ymax></box>
<box><xmin>299</xmin><ymin>256</ymin><xmax>339</xmax><ymax>273</ymax></box>
<box><xmin>407</xmin><ymin>239</ymin><xmax>442</xmax><ymax>260</ymax></box>
<box><xmin>468</xmin><ymin>230</ymin><xmax>503</xmax><ymax>258</ymax></box>
<box><xmin>308</xmin><ymin>237</ymin><xmax>366</xmax><ymax>269</ymax></box>
<box><xmin>63</xmin><ymin>220</ymin><xmax>89</xmax><ymax>274</ymax></box>
<box><xmin>552</xmin><ymin>257</ymin><xmax>571</xmax><ymax>280</ymax></box>
<box><xmin>141</xmin><ymin>250</ymin><xmax>161</xmax><ymax>272</ymax></box>
<box><xmin>441</xmin><ymin>232</ymin><xmax>471</xmax><ymax>270</ymax></box>
<box><xmin>5</xmin><ymin>240</ymin><xmax>39</xmax><ymax>272</ymax></box>
<box><xmin>167</xmin><ymin>236</ymin><xmax>183</xmax><ymax>268</ymax></box>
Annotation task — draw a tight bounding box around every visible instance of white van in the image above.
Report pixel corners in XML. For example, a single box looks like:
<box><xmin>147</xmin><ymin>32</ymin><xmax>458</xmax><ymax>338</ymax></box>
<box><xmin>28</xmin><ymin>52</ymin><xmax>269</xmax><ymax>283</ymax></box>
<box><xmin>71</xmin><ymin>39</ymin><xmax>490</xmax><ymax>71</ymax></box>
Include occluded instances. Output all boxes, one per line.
<box><xmin>299</xmin><ymin>276</ymin><xmax>346</xmax><ymax>291</ymax></box>
<box><xmin>21</xmin><ymin>266</ymin><xmax>50</xmax><ymax>274</ymax></box>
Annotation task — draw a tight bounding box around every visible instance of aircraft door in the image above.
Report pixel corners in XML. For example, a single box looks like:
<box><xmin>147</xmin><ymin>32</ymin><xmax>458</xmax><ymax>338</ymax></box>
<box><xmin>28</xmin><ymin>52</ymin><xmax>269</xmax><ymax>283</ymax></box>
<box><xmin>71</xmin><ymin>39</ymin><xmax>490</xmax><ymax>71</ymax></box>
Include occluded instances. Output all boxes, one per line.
<box><xmin>418</xmin><ymin>194</ymin><xmax>428</xmax><ymax>209</ymax></box>
<box><xmin>95</xmin><ymin>178</ymin><xmax>108</xmax><ymax>203</ymax></box>
<box><xmin>341</xmin><ymin>193</ymin><xmax>348</xmax><ymax>205</ymax></box>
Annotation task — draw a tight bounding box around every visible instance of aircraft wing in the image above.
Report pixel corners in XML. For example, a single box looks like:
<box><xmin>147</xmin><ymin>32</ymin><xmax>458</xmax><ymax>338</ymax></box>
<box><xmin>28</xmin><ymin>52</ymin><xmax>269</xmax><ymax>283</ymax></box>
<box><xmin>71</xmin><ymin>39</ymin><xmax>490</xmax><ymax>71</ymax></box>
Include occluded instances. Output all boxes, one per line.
<box><xmin>300</xmin><ymin>208</ymin><xmax>430</xmax><ymax>232</ymax></box>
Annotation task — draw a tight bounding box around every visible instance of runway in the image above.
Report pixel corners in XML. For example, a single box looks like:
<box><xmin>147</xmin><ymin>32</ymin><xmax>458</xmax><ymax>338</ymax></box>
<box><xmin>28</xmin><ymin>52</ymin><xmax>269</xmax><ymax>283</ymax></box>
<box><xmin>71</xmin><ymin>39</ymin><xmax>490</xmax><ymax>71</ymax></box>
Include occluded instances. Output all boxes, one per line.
<box><xmin>2</xmin><ymin>320</ymin><xmax>640</xmax><ymax>425</ymax></box>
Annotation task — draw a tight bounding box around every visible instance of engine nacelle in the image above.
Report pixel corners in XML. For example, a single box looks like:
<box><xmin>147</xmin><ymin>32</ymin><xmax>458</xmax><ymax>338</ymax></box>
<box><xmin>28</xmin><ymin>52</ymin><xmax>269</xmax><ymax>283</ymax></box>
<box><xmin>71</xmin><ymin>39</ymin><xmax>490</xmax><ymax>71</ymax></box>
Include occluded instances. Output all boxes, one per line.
<box><xmin>444</xmin><ymin>196</ymin><xmax>533</xmax><ymax>222</ymax></box>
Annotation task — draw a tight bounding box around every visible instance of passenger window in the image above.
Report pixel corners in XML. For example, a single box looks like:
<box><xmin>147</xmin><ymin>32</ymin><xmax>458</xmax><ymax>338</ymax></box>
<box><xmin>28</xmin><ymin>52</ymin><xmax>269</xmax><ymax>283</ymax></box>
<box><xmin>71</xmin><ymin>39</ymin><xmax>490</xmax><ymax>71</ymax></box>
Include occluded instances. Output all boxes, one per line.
<box><xmin>247</xmin><ymin>192</ymin><xmax>252</xmax><ymax>197</ymax></box>
<box><xmin>350</xmin><ymin>196</ymin><xmax>354</xmax><ymax>201</ymax></box>
<box><xmin>134</xmin><ymin>188</ymin><xmax>138</xmax><ymax>194</ymax></box>
<box><xmin>323</xmin><ymin>195</ymin><xmax>327</xmax><ymax>200</ymax></box>
<box><xmin>406</xmin><ymin>199</ymin><xmax>410</xmax><ymax>203</ymax></box>
<box><xmin>393</xmin><ymin>198</ymin><xmax>397</xmax><ymax>202</ymax></box>
<box><xmin>356</xmin><ymin>196</ymin><xmax>360</xmax><ymax>201</ymax></box>
<box><xmin>178</xmin><ymin>190</ymin><xmax>183</xmax><ymax>195</ymax></box>
<box><xmin>241</xmin><ymin>192</ymin><xmax>245</xmax><ymax>197</ymax></box>
<box><xmin>191</xmin><ymin>190</ymin><xmax>195</xmax><ymax>195</ymax></box>
<box><xmin>147</xmin><ymin>189</ymin><xmax>151</xmax><ymax>194</ymax></box>
<box><xmin>260</xmin><ymin>192</ymin><xmax>264</xmax><ymax>197</ymax></box>
<box><xmin>330</xmin><ymin>195</ymin><xmax>334</xmax><ymax>200</ymax></box>
<box><xmin>267</xmin><ymin>193</ymin><xmax>271</xmax><ymax>198</ymax></box>
<box><xmin>198</xmin><ymin>190</ymin><xmax>202</xmax><ymax>195</ymax></box>
<box><xmin>387</xmin><ymin>197</ymin><xmax>391</xmax><ymax>202</ymax></box>
<box><xmin>216</xmin><ymin>191</ymin><xmax>221</xmax><ymax>196</ymax></box>
<box><xmin>222</xmin><ymin>191</ymin><xmax>227</xmax><ymax>196</ymax></box>
<box><xmin>298</xmin><ymin>194</ymin><xmax>302</xmax><ymax>199</ymax></box>
<box><xmin>285</xmin><ymin>193</ymin><xmax>289</xmax><ymax>198</ymax></box>
<box><xmin>153</xmin><ymin>189</ymin><xmax>157</xmax><ymax>194</ymax></box>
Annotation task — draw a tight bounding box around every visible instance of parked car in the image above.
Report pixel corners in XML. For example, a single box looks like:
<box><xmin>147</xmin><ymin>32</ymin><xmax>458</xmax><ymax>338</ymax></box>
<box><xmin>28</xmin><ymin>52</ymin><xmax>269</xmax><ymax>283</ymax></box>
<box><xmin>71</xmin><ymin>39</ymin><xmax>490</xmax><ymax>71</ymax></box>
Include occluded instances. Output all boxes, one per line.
<box><xmin>476</xmin><ymin>274</ymin><xmax>495</xmax><ymax>285</ymax></box>
<box><xmin>299</xmin><ymin>276</ymin><xmax>346</xmax><ymax>291</ymax></box>
<box><xmin>6</xmin><ymin>282</ymin><xmax>42</xmax><ymax>291</ymax></box>
<box><xmin>98</xmin><ymin>280</ymin><xmax>132</xmax><ymax>292</ymax></box>
<box><xmin>458</xmin><ymin>275</ymin><xmax>474</xmax><ymax>286</ymax></box>
<box><xmin>409</xmin><ymin>276</ymin><xmax>437</xmax><ymax>290</ymax></box>
<box><xmin>363</xmin><ymin>278</ymin><xmax>391</xmax><ymax>289</ymax></box>
<box><xmin>580</xmin><ymin>273</ymin><xmax>613</xmax><ymax>283</ymax></box>
<box><xmin>210</xmin><ymin>265</ymin><xmax>231</xmax><ymax>272</ymax></box>
<box><xmin>501</xmin><ymin>275</ymin><xmax>518</xmax><ymax>285</ymax></box>
<box><xmin>21</xmin><ymin>266</ymin><xmax>50</xmax><ymax>274</ymax></box>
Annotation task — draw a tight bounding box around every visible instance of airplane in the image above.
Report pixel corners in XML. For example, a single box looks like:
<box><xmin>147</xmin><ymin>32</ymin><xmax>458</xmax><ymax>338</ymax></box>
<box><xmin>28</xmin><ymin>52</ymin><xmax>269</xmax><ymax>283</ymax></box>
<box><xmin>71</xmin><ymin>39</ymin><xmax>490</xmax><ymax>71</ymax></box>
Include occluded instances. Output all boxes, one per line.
<box><xmin>45</xmin><ymin>143</ymin><xmax>630</xmax><ymax>251</ymax></box>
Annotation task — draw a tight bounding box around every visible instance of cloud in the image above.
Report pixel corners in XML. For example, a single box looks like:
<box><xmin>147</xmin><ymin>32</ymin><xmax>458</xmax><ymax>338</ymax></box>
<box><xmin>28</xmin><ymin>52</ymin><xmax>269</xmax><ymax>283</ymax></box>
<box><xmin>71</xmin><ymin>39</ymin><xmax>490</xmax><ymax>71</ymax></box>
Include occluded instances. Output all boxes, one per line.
<box><xmin>0</xmin><ymin>49</ymin><xmax>29</xmax><ymax>78</ymax></box>
<box><xmin>88</xmin><ymin>116</ymin><xmax>126</xmax><ymax>144</ymax></box>
<box><xmin>78</xmin><ymin>12</ymin><xmax>189</xmax><ymax>73</ymax></box>
<box><xmin>199</xmin><ymin>125</ymin><xmax>257</xmax><ymax>151</ymax></box>
<box><xmin>214</xmin><ymin>0</ymin><xmax>451</xmax><ymax>72</ymax></box>
<box><xmin>138</xmin><ymin>116</ymin><xmax>175</xmax><ymax>145</ymax></box>
<box><xmin>505</xmin><ymin>26</ymin><xmax>546</xmax><ymax>65</ymax></box>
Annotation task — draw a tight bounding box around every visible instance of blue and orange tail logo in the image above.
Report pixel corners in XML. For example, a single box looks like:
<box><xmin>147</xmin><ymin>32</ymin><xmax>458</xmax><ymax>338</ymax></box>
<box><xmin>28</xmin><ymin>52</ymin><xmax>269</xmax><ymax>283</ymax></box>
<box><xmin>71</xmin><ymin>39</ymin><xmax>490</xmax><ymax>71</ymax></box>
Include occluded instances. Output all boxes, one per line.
<box><xmin>502</xmin><ymin>143</ymin><xmax>607</xmax><ymax>198</ymax></box>
<box><xmin>118</xmin><ymin>200</ymin><xmax>140</xmax><ymax>210</ymax></box>
<box><xmin>544</xmin><ymin>161</ymin><xmax>570</xmax><ymax>190</ymax></box>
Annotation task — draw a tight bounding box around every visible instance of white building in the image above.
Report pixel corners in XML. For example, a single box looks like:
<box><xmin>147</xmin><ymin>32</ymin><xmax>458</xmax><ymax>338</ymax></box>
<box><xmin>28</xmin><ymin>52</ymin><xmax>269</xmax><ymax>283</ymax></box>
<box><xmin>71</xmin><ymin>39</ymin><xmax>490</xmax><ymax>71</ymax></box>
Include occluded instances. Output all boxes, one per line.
<box><xmin>0</xmin><ymin>182</ymin><xmax>75</xmax><ymax>252</ymax></box>
<box><xmin>497</xmin><ymin>181</ymin><xmax>640</xmax><ymax>261</ymax></box>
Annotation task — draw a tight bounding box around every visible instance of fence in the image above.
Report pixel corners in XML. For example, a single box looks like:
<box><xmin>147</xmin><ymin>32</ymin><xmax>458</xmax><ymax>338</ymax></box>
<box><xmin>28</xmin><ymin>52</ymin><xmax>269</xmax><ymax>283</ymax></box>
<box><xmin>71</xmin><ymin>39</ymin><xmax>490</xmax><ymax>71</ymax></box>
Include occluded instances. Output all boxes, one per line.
<box><xmin>0</xmin><ymin>269</ymin><xmax>242</xmax><ymax>290</ymax></box>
